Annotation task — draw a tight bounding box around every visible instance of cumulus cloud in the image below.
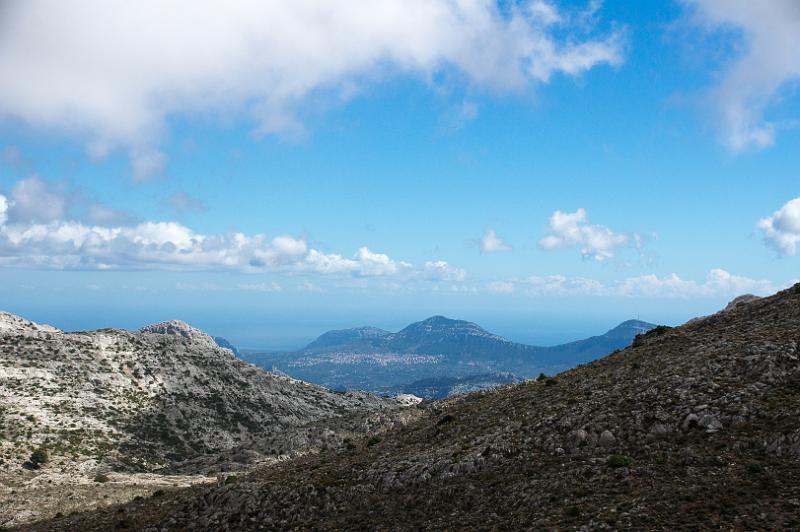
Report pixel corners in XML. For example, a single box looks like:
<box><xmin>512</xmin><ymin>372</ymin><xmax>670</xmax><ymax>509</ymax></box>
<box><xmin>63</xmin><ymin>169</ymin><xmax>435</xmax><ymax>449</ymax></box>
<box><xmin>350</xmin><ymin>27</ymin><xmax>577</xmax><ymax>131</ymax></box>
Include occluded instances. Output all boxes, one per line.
<box><xmin>758</xmin><ymin>197</ymin><xmax>800</xmax><ymax>256</ymax></box>
<box><xmin>353</xmin><ymin>247</ymin><xmax>411</xmax><ymax>277</ymax></box>
<box><xmin>683</xmin><ymin>0</ymin><xmax>800</xmax><ymax>151</ymax></box>
<box><xmin>480</xmin><ymin>228</ymin><xmax>512</xmax><ymax>253</ymax></box>
<box><xmin>491</xmin><ymin>269</ymin><xmax>782</xmax><ymax>298</ymax></box>
<box><xmin>0</xmin><ymin>0</ymin><xmax>623</xmax><ymax>169</ymax></box>
<box><xmin>424</xmin><ymin>260</ymin><xmax>467</xmax><ymax>282</ymax></box>
<box><xmin>538</xmin><ymin>208</ymin><xmax>629</xmax><ymax>261</ymax></box>
<box><xmin>0</xmin><ymin>182</ymin><xmax>461</xmax><ymax>280</ymax></box>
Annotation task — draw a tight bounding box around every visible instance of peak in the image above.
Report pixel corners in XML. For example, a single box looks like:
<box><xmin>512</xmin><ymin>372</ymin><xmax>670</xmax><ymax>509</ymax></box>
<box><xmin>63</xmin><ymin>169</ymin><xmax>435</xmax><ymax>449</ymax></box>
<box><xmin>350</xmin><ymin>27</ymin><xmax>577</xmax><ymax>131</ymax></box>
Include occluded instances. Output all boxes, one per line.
<box><xmin>412</xmin><ymin>316</ymin><xmax>469</xmax><ymax>327</ymax></box>
<box><xmin>349</xmin><ymin>326</ymin><xmax>389</xmax><ymax>334</ymax></box>
<box><xmin>421</xmin><ymin>315</ymin><xmax>457</xmax><ymax>323</ymax></box>
<box><xmin>0</xmin><ymin>311</ymin><xmax>60</xmax><ymax>333</ymax></box>
<box><xmin>139</xmin><ymin>320</ymin><xmax>196</xmax><ymax>335</ymax></box>
<box><xmin>398</xmin><ymin>315</ymin><xmax>497</xmax><ymax>339</ymax></box>
<box><xmin>722</xmin><ymin>294</ymin><xmax>761</xmax><ymax>312</ymax></box>
<box><xmin>138</xmin><ymin>320</ymin><xmax>219</xmax><ymax>349</ymax></box>
<box><xmin>610</xmin><ymin>319</ymin><xmax>655</xmax><ymax>331</ymax></box>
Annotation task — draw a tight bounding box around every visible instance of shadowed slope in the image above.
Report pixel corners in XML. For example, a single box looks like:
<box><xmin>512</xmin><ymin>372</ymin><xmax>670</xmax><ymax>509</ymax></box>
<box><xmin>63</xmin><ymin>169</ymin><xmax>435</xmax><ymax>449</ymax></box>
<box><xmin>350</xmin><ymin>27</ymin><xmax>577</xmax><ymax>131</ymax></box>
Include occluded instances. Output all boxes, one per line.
<box><xmin>32</xmin><ymin>283</ymin><xmax>800</xmax><ymax>530</ymax></box>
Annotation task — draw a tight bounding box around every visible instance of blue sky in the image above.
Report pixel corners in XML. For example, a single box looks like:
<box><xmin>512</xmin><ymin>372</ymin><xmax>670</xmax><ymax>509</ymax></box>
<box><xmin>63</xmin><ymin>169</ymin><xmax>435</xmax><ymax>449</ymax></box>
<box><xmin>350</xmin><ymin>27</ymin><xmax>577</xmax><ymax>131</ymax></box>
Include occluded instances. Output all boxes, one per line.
<box><xmin>0</xmin><ymin>1</ymin><xmax>798</xmax><ymax>348</ymax></box>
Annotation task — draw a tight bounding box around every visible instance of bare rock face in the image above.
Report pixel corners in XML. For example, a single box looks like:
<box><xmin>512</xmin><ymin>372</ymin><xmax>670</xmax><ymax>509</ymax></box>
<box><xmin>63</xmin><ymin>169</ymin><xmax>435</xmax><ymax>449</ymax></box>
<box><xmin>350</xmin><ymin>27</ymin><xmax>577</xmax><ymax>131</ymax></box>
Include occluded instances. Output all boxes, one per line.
<box><xmin>0</xmin><ymin>312</ymin><xmax>408</xmax><ymax>476</ymax></box>
<box><xmin>139</xmin><ymin>320</ymin><xmax>222</xmax><ymax>352</ymax></box>
<box><xmin>392</xmin><ymin>394</ymin><xmax>423</xmax><ymax>406</ymax></box>
<box><xmin>722</xmin><ymin>294</ymin><xmax>761</xmax><ymax>312</ymax></box>
<box><xmin>686</xmin><ymin>293</ymin><xmax>763</xmax><ymax>325</ymax></box>
<box><xmin>0</xmin><ymin>311</ymin><xmax>60</xmax><ymax>333</ymax></box>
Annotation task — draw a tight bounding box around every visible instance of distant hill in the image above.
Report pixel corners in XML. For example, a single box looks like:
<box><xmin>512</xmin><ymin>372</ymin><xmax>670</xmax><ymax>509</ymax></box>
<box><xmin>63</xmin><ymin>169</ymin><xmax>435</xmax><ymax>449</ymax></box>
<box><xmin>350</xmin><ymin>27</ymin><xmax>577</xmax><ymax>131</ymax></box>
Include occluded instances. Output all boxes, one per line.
<box><xmin>301</xmin><ymin>325</ymin><xmax>391</xmax><ymax>353</ymax></box>
<box><xmin>243</xmin><ymin>316</ymin><xmax>657</xmax><ymax>393</ymax></box>
<box><xmin>55</xmin><ymin>285</ymin><xmax>800</xmax><ymax>531</ymax></box>
<box><xmin>542</xmin><ymin>319</ymin><xmax>655</xmax><ymax>365</ymax></box>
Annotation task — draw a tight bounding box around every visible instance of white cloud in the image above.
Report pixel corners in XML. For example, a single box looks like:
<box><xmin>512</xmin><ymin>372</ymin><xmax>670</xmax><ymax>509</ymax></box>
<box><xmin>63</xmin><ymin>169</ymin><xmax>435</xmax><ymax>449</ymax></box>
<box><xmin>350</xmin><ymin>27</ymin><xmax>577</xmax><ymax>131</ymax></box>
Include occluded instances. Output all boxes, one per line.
<box><xmin>487</xmin><ymin>280</ymin><xmax>515</xmax><ymax>294</ymax></box>
<box><xmin>354</xmin><ymin>246</ymin><xmax>411</xmax><ymax>277</ymax></box>
<box><xmin>0</xmin><ymin>195</ymin><xmax>8</xmax><ymax>226</ymax></box>
<box><xmin>758</xmin><ymin>197</ymin><xmax>800</xmax><ymax>256</ymax></box>
<box><xmin>5</xmin><ymin>176</ymin><xmax>67</xmax><ymax>223</ymax></box>
<box><xmin>0</xmin><ymin>0</ymin><xmax>623</xmax><ymax>168</ymax></box>
<box><xmin>423</xmin><ymin>260</ymin><xmax>467</xmax><ymax>282</ymax></box>
<box><xmin>237</xmin><ymin>281</ymin><xmax>282</xmax><ymax>293</ymax></box>
<box><xmin>538</xmin><ymin>208</ymin><xmax>629</xmax><ymax>261</ymax></box>
<box><xmin>0</xmin><ymin>181</ymin><xmax>463</xmax><ymax>280</ymax></box>
<box><xmin>480</xmin><ymin>228</ymin><xmax>512</xmax><ymax>253</ymax></box>
<box><xmin>491</xmin><ymin>269</ymin><xmax>781</xmax><ymax>298</ymax></box>
<box><xmin>683</xmin><ymin>0</ymin><xmax>800</xmax><ymax>151</ymax></box>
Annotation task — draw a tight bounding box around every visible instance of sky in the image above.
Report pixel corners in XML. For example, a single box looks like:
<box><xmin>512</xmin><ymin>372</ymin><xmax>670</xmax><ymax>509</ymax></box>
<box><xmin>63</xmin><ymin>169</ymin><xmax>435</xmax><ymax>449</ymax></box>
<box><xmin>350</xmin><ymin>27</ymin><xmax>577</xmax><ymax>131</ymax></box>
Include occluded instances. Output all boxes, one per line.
<box><xmin>0</xmin><ymin>1</ymin><xmax>799</xmax><ymax>349</ymax></box>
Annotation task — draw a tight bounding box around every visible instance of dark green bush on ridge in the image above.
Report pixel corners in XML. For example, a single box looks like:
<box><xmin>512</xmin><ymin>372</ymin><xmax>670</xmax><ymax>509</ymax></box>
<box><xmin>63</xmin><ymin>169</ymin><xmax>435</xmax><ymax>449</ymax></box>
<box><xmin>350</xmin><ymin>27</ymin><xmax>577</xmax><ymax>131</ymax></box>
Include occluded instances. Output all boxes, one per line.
<box><xmin>607</xmin><ymin>454</ymin><xmax>632</xmax><ymax>468</ymax></box>
<box><xmin>29</xmin><ymin>447</ymin><xmax>49</xmax><ymax>468</ymax></box>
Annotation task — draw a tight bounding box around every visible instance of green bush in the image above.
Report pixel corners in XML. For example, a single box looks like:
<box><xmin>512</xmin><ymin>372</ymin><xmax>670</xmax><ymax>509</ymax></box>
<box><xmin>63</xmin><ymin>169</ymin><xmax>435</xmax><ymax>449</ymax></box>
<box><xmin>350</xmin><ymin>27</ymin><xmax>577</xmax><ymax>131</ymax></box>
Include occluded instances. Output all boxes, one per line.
<box><xmin>607</xmin><ymin>454</ymin><xmax>632</xmax><ymax>468</ymax></box>
<box><xmin>366</xmin><ymin>436</ymin><xmax>381</xmax><ymax>447</ymax></box>
<box><xmin>29</xmin><ymin>447</ymin><xmax>49</xmax><ymax>468</ymax></box>
<box><xmin>94</xmin><ymin>473</ymin><xmax>110</xmax><ymax>483</ymax></box>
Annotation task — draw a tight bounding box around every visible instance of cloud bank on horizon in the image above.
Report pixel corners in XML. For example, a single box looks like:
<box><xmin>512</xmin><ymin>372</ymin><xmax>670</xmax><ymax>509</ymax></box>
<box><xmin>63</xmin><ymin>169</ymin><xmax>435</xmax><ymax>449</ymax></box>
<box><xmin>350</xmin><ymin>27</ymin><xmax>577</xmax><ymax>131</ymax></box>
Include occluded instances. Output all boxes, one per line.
<box><xmin>0</xmin><ymin>175</ymin><xmax>794</xmax><ymax>299</ymax></box>
<box><xmin>0</xmin><ymin>177</ymin><xmax>466</xmax><ymax>282</ymax></box>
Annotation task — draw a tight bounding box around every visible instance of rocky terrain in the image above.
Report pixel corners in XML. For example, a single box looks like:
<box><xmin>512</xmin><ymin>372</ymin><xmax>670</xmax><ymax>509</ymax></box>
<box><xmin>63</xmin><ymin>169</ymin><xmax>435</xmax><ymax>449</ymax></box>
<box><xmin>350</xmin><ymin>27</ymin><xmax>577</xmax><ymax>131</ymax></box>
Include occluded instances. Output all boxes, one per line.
<box><xmin>244</xmin><ymin>316</ymin><xmax>655</xmax><ymax>394</ymax></box>
<box><xmin>30</xmin><ymin>283</ymin><xmax>800</xmax><ymax>530</ymax></box>
<box><xmin>0</xmin><ymin>315</ymin><xmax>410</xmax><ymax>527</ymax></box>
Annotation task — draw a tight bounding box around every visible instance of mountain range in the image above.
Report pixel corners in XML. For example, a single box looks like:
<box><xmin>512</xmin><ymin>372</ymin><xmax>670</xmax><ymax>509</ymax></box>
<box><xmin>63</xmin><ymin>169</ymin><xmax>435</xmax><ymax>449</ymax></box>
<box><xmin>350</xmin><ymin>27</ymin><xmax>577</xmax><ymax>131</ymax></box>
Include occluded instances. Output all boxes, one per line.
<box><xmin>243</xmin><ymin>316</ymin><xmax>656</xmax><ymax>395</ymax></box>
<box><xmin>39</xmin><ymin>283</ymin><xmax>800</xmax><ymax>531</ymax></box>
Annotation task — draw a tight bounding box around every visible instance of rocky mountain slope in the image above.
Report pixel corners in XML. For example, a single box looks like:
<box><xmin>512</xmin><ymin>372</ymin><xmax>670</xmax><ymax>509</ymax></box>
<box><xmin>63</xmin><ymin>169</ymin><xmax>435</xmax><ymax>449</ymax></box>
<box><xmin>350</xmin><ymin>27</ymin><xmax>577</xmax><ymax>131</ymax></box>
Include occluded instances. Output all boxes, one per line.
<box><xmin>0</xmin><ymin>315</ymin><xmax>409</xmax><ymax>527</ymax></box>
<box><xmin>244</xmin><ymin>316</ymin><xmax>655</xmax><ymax>394</ymax></box>
<box><xmin>43</xmin><ymin>283</ymin><xmax>800</xmax><ymax>530</ymax></box>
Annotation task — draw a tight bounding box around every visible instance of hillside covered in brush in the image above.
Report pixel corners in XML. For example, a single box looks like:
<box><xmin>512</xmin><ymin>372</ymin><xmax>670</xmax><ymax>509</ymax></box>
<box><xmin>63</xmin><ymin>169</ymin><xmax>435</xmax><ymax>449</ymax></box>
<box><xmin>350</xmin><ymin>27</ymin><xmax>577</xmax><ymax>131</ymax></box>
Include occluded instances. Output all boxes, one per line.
<box><xmin>42</xmin><ymin>283</ymin><xmax>800</xmax><ymax>530</ymax></box>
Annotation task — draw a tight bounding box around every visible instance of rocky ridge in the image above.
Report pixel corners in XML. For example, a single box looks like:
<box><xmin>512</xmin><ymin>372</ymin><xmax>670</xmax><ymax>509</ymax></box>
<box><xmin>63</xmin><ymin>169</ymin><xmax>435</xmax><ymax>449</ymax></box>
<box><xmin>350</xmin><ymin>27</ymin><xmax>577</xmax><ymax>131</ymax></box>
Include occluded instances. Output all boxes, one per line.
<box><xmin>0</xmin><ymin>314</ymin><xmax>411</xmax><ymax>527</ymax></box>
<box><xmin>36</xmin><ymin>284</ymin><xmax>800</xmax><ymax>530</ymax></box>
